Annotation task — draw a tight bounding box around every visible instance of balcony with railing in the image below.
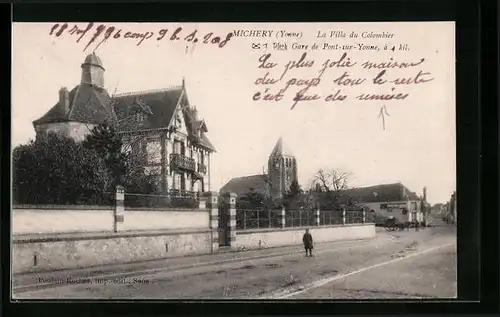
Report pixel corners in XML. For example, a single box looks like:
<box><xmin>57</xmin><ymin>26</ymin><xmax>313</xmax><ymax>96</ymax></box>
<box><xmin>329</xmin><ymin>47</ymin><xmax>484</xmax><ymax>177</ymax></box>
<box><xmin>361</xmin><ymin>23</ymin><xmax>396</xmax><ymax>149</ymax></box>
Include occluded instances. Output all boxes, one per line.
<box><xmin>170</xmin><ymin>153</ymin><xmax>196</xmax><ymax>172</ymax></box>
<box><xmin>197</xmin><ymin>163</ymin><xmax>207</xmax><ymax>174</ymax></box>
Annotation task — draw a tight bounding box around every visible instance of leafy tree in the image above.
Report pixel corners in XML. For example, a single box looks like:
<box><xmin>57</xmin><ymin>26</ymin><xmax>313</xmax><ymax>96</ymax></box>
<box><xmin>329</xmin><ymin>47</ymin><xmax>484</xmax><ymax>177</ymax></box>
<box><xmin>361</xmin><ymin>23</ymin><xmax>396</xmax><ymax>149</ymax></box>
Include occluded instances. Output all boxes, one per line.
<box><xmin>236</xmin><ymin>192</ymin><xmax>274</xmax><ymax>209</ymax></box>
<box><xmin>83</xmin><ymin>124</ymin><xmax>165</xmax><ymax>208</ymax></box>
<box><xmin>288</xmin><ymin>180</ymin><xmax>302</xmax><ymax>197</ymax></box>
<box><xmin>83</xmin><ymin>124</ymin><xmax>128</xmax><ymax>188</ymax></box>
<box><xmin>83</xmin><ymin>124</ymin><xmax>158</xmax><ymax>190</ymax></box>
<box><xmin>12</xmin><ymin>133</ymin><xmax>109</xmax><ymax>205</ymax></box>
<box><xmin>282</xmin><ymin>181</ymin><xmax>306</xmax><ymax>209</ymax></box>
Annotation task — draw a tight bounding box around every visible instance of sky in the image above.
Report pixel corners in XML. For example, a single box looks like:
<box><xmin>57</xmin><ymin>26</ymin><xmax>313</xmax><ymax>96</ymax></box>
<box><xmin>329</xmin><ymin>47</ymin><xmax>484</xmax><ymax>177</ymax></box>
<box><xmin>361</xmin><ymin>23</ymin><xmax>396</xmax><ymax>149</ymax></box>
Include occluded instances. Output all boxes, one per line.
<box><xmin>12</xmin><ymin>22</ymin><xmax>456</xmax><ymax>204</ymax></box>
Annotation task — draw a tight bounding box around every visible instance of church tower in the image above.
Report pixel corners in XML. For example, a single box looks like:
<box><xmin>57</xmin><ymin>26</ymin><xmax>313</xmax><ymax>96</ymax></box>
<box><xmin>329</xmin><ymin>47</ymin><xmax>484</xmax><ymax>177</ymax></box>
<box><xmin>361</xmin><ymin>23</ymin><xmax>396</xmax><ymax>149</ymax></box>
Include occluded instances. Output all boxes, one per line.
<box><xmin>81</xmin><ymin>52</ymin><xmax>105</xmax><ymax>89</ymax></box>
<box><xmin>268</xmin><ymin>137</ymin><xmax>298</xmax><ymax>198</ymax></box>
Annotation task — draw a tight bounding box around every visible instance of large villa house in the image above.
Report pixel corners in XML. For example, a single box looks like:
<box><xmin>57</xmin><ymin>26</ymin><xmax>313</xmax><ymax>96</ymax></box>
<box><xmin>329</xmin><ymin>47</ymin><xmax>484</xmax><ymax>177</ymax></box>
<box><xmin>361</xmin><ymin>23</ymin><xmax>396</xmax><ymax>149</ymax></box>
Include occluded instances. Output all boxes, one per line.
<box><xmin>32</xmin><ymin>53</ymin><xmax>216</xmax><ymax>198</ymax></box>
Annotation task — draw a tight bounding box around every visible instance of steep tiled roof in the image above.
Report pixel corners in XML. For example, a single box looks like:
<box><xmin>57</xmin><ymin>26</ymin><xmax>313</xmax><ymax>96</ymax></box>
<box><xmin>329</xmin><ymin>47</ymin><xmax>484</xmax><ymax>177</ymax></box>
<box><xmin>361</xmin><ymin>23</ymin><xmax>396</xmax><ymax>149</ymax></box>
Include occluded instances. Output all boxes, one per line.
<box><xmin>34</xmin><ymin>80</ymin><xmax>216</xmax><ymax>152</ymax></box>
<box><xmin>113</xmin><ymin>87</ymin><xmax>216</xmax><ymax>152</ymax></box>
<box><xmin>341</xmin><ymin>183</ymin><xmax>420</xmax><ymax>203</ymax></box>
<box><xmin>33</xmin><ymin>84</ymin><xmax>115</xmax><ymax>125</ymax></box>
<box><xmin>113</xmin><ymin>87</ymin><xmax>184</xmax><ymax>131</ymax></box>
<box><xmin>270</xmin><ymin>137</ymin><xmax>294</xmax><ymax>157</ymax></box>
<box><xmin>200</xmin><ymin>134</ymin><xmax>216</xmax><ymax>152</ymax></box>
<box><xmin>192</xmin><ymin>120</ymin><xmax>208</xmax><ymax>133</ymax></box>
<box><xmin>220</xmin><ymin>174</ymin><xmax>269</xmax><ymax>197</ymax></box>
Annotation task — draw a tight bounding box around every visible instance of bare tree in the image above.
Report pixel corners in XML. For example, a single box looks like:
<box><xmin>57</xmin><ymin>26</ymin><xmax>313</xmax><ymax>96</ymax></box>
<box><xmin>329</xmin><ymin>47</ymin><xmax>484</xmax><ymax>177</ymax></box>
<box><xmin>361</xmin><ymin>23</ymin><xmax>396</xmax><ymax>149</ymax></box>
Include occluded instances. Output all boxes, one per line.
<box><xmin>312</xmin><ymin>168</ymin><xmax>350</xmax><ymax>192</ymax></box>
<box><xmin>310</xmin><ymin>168</ymin><xmax>352</xmax><ymax>209</ymax></box>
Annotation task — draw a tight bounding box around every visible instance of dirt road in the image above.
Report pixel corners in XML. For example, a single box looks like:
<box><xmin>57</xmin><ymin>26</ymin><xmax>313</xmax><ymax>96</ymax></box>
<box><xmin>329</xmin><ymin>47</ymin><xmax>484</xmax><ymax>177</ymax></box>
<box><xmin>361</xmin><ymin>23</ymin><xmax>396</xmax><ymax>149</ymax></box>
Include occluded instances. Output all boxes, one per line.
<box><xmin>13</xmin><ymin>226</ymin><xmax>456</xmax><ymax>300</ymax></box>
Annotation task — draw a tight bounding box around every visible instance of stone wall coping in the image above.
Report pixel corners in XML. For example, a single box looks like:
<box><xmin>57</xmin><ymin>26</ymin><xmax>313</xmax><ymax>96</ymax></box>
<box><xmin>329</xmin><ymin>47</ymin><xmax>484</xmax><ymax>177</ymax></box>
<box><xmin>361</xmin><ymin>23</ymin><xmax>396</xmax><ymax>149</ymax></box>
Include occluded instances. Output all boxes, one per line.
<box><xmin>13</xmin><ymin>228</ymin><xmax>211</xmax><ymax>244</ymax></box>
<box><xmin>13</xmin><ymin>205</ymin><xmax>114</xmax><ymax>211</ymax></box>
<box><xmin>235</xmin><ymin>223</ymin><xmax>374</xmax><ymax>235</ymax></box>
<box><xmin>124</xmin><ymin>207</ymin><xmax>208</xmax><ymax>212</ymax></box>
<box><xmin>202</xmin><ymin>191</ymin><xmax>219</xmax><ymax>197</ymax></box>
<box><xmin>13</xmin><ymin>205</ymin><xmax>207</xmax><ymax>212</ymax></box>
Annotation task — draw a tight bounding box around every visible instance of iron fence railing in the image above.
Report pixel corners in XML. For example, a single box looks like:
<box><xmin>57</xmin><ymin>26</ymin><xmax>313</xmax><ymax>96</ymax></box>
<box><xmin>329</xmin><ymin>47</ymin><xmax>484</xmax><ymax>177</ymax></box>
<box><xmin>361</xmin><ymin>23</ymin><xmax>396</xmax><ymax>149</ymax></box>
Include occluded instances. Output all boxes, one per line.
<box><xmin>285</xmin><ymin>209</ymin><xmax>317</xmax><ymax>228</ymax></box>
<box><xmin>124</xmin><ymin>191</ymin><xmax>199</xmax><ymax>209</ymax></box>
<box><xmin>169</xmin><ymin>189</ymin><xmax>200</xmax><ymax>199</ymax></box>
<box><xmin>346</xmin><ymin>210</ymin><xmax>364</xmax><ymax>224</ymax></box>
<box><xmin>235</xmin><ymin>208</ymin><xmax>370</xmax><ymax>230</ymax></box>
<box><xmin>319</xmin><ymin>210</ymin><xmax>344</xmax><ymax>225</ymax></box>
<box><xmin>236</xmin><ymin>209</ymin><xmax>282</xmax><ymax>229</ymax></box>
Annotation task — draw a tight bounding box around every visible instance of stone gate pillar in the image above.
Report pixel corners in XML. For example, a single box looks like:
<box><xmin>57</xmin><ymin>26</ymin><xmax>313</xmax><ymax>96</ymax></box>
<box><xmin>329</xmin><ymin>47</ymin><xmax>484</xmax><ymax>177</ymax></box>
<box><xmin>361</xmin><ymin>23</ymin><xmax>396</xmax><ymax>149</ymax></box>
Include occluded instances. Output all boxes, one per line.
<box><xmin>114</xmin><ymin>185</ymin><xmax>125</xmax><ymax>233</ymax></box>
<box><xmin>226</xmin><ymin>192</ymin><xmax>237</xmax><ymax>248</ymax></box>
<box><xmin>342</xmin><ymin>208</ymin><xmax>346</xmax><ymax>225</ymax></box>
<box><xmin>204</xmin><ymin>191</ymin><xmax>219</xmax><ymax>253</ymax></box>
<box><xmin>316</xmin><ymin>208</ymin><xmax>320</xmax><ymax>226</ymax></box>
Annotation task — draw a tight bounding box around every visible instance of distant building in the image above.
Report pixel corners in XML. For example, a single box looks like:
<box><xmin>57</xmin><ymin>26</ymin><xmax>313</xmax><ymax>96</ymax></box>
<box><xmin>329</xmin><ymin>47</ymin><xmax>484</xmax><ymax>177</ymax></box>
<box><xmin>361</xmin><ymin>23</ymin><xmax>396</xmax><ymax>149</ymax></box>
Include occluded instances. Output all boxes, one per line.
<box><xmin>220</xmin><ymin>137</ymin><xmax>298</xmax><ymax>199</ymax></box>
<box><xmin>32</xmin><ymin>53</ymin><xmax>216</xmax><ymax>196</ymax></box>
<box><xmin>220</xmin><ymin>174</ymin><xmax>271</xmax><ymax>198</ymax></box>
<box><xmin>342</xmin><ymin>183</ymin><xmax>426</xmax><ymax>224</ymax></box>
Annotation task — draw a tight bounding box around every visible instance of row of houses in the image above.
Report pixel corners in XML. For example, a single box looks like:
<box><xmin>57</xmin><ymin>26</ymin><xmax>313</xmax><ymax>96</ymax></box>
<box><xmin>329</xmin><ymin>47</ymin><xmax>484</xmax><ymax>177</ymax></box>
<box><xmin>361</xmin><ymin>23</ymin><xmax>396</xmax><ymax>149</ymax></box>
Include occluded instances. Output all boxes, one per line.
<box><xmin>441</xmin><ymin>191</ymin><xmax>457</xmax><ymax>222</ymax></box>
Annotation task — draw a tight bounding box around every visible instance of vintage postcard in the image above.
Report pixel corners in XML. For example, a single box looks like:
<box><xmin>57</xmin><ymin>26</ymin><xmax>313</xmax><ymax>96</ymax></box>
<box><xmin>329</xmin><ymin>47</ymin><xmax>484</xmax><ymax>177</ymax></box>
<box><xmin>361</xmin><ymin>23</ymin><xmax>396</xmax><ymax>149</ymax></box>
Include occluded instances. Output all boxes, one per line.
<box><xmin>11</xmin><ymin>22</ymin><xmax>456</xmax><ymax>300</ymax></box>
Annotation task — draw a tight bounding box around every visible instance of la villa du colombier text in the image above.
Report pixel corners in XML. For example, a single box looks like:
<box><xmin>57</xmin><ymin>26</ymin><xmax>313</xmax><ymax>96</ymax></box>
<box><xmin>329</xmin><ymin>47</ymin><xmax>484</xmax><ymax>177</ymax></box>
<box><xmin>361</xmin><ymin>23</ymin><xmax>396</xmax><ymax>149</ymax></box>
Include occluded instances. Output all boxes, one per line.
<box><xmin>316</xmin><ymin>30</ymin><xmax>395</xmax><ymax>39</ymax></box>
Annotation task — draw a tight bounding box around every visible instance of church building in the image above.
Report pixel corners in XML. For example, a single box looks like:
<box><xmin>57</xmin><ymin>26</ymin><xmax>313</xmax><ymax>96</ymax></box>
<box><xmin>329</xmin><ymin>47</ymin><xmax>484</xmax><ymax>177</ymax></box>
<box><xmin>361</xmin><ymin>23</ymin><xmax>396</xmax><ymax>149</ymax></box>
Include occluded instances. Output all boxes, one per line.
<box><xmin>32</xmin><ymin>53</ymin><xmax>216</xmax><ymax>197</ymax></box>
<box><xmin>220</xmin><ymin>137</ymin><xmax>298</xmax><ymax>199</ymax></box>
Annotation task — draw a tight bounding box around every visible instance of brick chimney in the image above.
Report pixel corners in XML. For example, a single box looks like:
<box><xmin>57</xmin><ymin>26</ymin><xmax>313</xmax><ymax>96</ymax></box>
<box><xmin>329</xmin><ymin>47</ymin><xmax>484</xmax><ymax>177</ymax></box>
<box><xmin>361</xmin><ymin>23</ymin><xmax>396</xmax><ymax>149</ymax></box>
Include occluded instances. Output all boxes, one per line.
<box><xmin>423</xmin><ymin>186</ymin><xmax>427</xmax><ymax>202</ymax></box>
<box><xmin>191</xmin><ymin>105</ymin><xmax>198</xmax><ymax>121</ymax></box>
<box><xmin>59</xmin><ymin>87</ymin><xmax>70</xmax><ymax>113</ymax></box>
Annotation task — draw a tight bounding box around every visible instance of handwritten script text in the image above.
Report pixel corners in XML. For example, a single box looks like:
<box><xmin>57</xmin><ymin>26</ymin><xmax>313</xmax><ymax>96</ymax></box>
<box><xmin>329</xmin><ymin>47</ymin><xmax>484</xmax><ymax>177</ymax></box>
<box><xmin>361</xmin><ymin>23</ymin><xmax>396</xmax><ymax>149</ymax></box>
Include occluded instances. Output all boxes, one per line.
<box><xmin>253</xmin><ymin>52</ymin><xmax>434</xmax><ymax>110</ymax></box>
<box><xmin>49</xmin><ymin>23</ymin><xmax>233</xmax><ymax>52</ymax></box>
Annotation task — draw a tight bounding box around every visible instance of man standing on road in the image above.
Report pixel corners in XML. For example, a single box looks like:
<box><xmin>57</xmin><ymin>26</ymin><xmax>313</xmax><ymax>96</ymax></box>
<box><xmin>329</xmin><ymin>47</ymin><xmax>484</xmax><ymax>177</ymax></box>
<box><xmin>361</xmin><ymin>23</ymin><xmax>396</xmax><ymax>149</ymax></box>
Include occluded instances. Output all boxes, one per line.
<box><xmin>303</xmin><ymin>228</ymin><xmax>314</xmax><ymax>257</ymax></box>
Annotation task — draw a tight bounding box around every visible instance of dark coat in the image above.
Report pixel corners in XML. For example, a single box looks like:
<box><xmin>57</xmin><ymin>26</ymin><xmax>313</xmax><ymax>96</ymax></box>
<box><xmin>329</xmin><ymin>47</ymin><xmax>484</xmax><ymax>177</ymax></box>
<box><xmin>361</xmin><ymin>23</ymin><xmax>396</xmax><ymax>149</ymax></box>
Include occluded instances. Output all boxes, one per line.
<box><xmin>303</xmin><ymin>232</ymin><xmax>313</xmax><ymax>249</ymax></box>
